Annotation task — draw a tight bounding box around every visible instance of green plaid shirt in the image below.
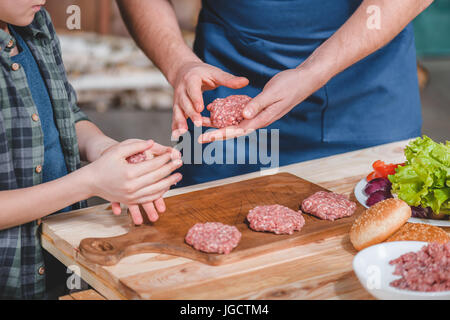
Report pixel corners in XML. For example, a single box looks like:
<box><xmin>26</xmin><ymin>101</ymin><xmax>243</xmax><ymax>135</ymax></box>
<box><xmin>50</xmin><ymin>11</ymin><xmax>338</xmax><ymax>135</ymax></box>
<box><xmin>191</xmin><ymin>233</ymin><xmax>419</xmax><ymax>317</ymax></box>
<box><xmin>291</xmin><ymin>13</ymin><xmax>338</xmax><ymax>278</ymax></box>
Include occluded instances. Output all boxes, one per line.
<box><xmin>0</xmin><ymin>9</ymin><xmax>89</xmax><ymax>299</ymax></box>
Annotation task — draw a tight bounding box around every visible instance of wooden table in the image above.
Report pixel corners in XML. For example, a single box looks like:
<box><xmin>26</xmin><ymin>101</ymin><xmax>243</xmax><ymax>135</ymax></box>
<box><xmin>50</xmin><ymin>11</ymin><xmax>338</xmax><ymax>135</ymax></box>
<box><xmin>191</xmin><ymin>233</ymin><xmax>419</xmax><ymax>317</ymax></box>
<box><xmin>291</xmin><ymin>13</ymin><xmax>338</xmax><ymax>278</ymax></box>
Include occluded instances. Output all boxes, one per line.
<box><xmin>42</xmin><ymin>139</ymin><xmax>426</xmax><ymax>300</ymax></box>
<box><xmin>59</xmin><ymin>289</ymin><xmax>105</xmax><ymax>300</ymax></box>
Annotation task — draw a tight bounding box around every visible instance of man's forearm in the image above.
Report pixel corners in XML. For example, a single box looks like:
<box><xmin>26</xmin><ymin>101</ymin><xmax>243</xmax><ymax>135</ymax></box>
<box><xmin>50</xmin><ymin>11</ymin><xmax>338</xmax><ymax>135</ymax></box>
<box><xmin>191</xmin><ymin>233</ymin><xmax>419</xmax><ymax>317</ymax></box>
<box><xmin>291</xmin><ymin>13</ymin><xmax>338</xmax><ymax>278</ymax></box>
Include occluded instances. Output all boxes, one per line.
<box><xmin>301</xmin><ymin>0</ymin><xmax>433</xmax><ymax>84</ymax></box>
<box><xmin>116</xmin><ymin>0</ymin><xmax>201</xmax><ymax>85</ymax></box>
<box><xmin>0</xmin><ymin>168</ymin><xmax>92</xmax><ymax>230</ymax></box>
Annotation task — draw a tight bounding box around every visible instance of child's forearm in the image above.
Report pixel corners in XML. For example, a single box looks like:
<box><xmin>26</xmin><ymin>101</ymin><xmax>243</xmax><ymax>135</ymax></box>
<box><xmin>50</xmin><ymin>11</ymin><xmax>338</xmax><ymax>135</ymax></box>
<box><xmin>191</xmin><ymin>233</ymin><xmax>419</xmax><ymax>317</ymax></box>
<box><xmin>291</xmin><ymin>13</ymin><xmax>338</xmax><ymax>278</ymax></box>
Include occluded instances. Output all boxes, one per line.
<box><xmin>0</xmin><ymin>121</ymin><xmax>115</xmax><ymax>229</ymax></box>
<box><xmin>0</xmin><ymin>166</ymin><xmax>93</xmax><ymax>230</ymax></box>
<box><xmin>76</xmin><ymin>120</ymin><xmax>118</xmax><ymax>163</ymax></box>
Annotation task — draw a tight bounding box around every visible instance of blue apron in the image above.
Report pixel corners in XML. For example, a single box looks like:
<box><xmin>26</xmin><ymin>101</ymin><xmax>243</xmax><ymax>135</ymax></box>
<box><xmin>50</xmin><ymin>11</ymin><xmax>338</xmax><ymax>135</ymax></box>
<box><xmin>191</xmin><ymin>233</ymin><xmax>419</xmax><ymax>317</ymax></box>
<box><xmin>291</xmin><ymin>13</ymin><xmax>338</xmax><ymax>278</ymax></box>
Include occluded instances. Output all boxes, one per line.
<box><xmin>177</xmin><ymin>0</ymin><xmax>422</xmax><ymax>187</ymax></box>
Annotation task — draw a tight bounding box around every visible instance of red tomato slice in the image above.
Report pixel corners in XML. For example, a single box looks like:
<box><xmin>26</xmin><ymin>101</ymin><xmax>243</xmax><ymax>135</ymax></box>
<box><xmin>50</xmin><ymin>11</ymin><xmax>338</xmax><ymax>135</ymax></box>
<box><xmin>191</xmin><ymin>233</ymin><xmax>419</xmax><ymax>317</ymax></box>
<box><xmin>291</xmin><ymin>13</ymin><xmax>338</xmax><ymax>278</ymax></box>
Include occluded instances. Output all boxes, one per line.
<box><xmin>376</xmin><ymin>164</ymin><xmax>397</xmax><ymax>176</ymax></box>
<box><xmin>371</xmin><ymin>160</ymin><xmax>404</xmax><ymax>178</ymax></box>
<box><xmin>366</xmin><ymin>171</ymin><xmax>382</xmax><ymax>182</ymax></box>
<box><xmin>372</xmin><ymin>160</ymin><xmax>386</xmax><ymax>171</ymax></box>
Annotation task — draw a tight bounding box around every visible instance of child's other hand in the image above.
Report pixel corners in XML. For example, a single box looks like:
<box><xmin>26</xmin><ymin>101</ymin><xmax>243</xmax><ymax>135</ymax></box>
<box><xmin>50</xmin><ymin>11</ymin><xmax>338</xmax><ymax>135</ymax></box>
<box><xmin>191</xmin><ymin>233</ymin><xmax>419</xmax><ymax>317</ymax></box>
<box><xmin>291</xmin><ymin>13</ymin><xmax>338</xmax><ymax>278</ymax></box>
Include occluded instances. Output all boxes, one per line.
<box><xmin>107</xmin><ymin>140</ymin><xmax>182</xmax><ymax>225</ymax></box>
<box><xmin>110</xmin><ymin>197</ymin><xmax>168</xmax><ymax>225</ymax></box>
<box><xmin>86</xmin><ymin>139</ymin><xmax>183</xmax><ymax>224</ymax></box>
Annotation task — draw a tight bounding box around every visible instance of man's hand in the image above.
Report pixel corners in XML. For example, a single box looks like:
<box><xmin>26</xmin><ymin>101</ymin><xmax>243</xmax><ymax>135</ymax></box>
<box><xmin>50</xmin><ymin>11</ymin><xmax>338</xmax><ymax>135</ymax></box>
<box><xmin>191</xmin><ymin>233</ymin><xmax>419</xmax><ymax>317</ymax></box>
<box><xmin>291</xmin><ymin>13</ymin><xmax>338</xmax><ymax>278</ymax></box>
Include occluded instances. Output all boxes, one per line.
<box><xmin>171</xmin><ymin>61</ymin><xmax>249</xmax><ymax>140</ymax></box>
<box><xmin>198</xmin><ymin>67</ymin><xmax>325</xmax><ymax>143</ymax></box>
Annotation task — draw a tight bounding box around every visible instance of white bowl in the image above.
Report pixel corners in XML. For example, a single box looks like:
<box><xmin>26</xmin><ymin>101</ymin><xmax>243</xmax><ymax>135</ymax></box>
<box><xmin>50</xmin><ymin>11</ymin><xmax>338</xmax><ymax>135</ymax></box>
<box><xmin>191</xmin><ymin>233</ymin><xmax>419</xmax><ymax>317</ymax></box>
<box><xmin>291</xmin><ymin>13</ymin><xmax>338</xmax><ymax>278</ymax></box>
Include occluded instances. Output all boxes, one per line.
<box><xmin>353</xmin><ymin>241</ymin><xmax>450</xmax><ymax>300</ymax></box>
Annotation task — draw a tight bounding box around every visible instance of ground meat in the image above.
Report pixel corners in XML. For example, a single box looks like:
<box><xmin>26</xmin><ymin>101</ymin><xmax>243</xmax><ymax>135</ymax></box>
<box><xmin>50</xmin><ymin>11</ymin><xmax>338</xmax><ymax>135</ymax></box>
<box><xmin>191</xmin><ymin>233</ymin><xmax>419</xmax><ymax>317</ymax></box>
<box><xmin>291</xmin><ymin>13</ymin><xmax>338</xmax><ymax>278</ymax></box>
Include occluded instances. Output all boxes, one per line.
<box><xmin>208</xmin><ymin>95</ymin><xmax>252</xmax><ymax>128</ymax></box>
<box><xmin>247</xmin><ymin>205</ymin><xmax>305</xmax><ymax>235</ymax></box>
<box><xmin>127</xmin><ymin>152</ymin><xmax>146</xmax><ymax>164</ymax></box>
<box><xmin>185</xmin><ymin>222</ymin><xmax>242</xmax><ymax>254</ymax></box>
<box><xmin>301</xmin><ymin>191</ymin><xmax>356</xmax><ymax>221</ymax></box>
<box><xmin>389</xmin><ymin>242</ymin><xmax>450</xmax><ymax>292</ymax></box>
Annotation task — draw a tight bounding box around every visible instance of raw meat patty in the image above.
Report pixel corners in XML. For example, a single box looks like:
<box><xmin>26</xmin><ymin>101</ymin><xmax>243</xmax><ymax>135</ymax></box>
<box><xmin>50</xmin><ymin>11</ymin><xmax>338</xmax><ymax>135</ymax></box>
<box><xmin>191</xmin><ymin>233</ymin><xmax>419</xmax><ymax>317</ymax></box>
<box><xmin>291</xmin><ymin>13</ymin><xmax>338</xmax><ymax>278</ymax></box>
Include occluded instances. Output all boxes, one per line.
<box><xmin>208</xmin><ymin>95</ymin><xmax>252</xmax><ymax>128</ymax></box>
<box><xmin>389</xmin><ymin>242</ymin><xmax>450</xmax><ymax>292</ymax></box>
<box><xmin>185</xmin><ymin>222</ymin><xmax>242</xmax><ymax>254</ymax></box>
<box><xmin>127</xmin><ymin>152</ymin><xmax>147</xmax><ymax>164</ymax></box>
<box><xmin>301</xmin><ymin>191</ymin><xmax>356</xmax><ymax>221</ymax></box>
<box><xmin>247</xmin><ymin>204</ymin><xmax>305</xmax><ymax>235</ymax></box>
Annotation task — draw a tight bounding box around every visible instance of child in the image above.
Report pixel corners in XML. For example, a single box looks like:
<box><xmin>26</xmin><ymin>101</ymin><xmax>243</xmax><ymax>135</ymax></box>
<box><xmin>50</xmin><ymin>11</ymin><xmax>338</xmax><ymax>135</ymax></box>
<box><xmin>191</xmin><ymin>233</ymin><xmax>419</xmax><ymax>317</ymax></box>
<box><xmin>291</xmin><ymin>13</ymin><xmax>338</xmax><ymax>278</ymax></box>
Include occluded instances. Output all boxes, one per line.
<box><xmin>0</xmin><ymin>1</ymin><xmax>182</xmax><ymax>299</ymax></box>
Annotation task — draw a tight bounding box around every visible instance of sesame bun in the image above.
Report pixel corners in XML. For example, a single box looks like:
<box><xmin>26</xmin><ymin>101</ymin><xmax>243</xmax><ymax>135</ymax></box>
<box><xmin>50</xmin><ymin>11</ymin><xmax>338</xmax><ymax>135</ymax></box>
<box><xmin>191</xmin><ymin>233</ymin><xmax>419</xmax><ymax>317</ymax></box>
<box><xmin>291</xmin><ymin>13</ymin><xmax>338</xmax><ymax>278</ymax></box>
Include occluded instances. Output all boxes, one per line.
<box><xmin>350</xmin><ymin>198</ymin><xmax>411</xmax><ymax>251</ymax></box>
<box><xmin>386</xmin><ymin>223</ymin><xmax>449</xmax><ymax>244</ymax></box>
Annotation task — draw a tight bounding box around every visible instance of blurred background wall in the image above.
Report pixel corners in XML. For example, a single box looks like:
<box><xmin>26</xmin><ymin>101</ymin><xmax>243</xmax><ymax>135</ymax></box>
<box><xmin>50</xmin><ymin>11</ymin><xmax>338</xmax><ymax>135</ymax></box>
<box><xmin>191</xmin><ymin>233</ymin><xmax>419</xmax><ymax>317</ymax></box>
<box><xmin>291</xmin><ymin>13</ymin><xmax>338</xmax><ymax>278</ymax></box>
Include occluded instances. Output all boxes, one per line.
<box><xmin>414</xmin><ymin>0</ymin><xmax>450</xmax><ymax>57</ymax></box>
<box><xmin>43</xmin><ymin>0</ymin><xmax>202</xmax><ymax>148</ymax></box>
<box><xmin>45</xmin><ymin>0</ymin><xmax>201</xmax><ymax>35</ymax></box>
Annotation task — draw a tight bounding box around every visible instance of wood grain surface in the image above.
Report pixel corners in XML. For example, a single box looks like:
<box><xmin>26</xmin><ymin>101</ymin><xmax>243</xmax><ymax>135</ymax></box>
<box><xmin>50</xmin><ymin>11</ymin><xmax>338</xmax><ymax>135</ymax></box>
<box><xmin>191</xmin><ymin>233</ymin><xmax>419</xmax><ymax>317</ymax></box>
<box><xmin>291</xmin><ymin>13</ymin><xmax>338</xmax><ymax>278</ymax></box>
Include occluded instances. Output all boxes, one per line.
<box><xmin>42</xmin><ymin>139</ymin><xmax>448</xmax><ymax>300</ymax></box>
<box><xmin>59</xmin><ymin>289</ymin><xmax>106</xmax><ymax>300</ymax></box>
<box><xmin>79</xmin><ymin>173</ymin><xmax>365</xmax><ymax>266</ymax></box>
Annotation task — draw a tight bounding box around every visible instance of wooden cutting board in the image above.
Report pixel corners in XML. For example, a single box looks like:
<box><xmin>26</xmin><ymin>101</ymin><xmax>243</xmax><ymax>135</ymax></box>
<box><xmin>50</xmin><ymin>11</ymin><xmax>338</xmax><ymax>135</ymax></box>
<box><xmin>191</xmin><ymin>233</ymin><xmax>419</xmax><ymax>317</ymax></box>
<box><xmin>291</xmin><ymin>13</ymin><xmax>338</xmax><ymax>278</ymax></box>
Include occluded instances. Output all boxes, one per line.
<box><xmin>79</xmin><ymin>173</ymin><xmax>364</xmax><ymax>266</ymax></box>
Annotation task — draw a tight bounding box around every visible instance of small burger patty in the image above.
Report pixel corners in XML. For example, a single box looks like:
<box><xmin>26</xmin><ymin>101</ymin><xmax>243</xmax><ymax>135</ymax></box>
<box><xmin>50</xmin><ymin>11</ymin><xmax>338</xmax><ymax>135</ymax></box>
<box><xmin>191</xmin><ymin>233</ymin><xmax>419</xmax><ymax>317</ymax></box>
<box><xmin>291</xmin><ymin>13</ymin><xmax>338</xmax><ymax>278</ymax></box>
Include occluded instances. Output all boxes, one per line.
<box><xmin>185</xmin><ymin>222</ymin><xmax>241</xmax><ymax>254</ymax></box>
<box><xmin>301</xmin><ymin>191</ymin><xmax>356</xmax><ymax>221</ymax></box>
<box><xmin>389</xmin><ymin>242</ymin><xmax>450</xmax><ymax>292</ymax></box>
<box><xmin>247</xmin><ymin>204</ymin><xmax>305</xmax><ymax>235</ymax></box>
<box><xmin>127</xmin><ymin>152</ymin><xmax>147</xmax><ymax>164</ymax></box>
<box><xmin>208</xmin><ymin>95</ymin><xmax>252</xmax><ymax>128</ymax></box>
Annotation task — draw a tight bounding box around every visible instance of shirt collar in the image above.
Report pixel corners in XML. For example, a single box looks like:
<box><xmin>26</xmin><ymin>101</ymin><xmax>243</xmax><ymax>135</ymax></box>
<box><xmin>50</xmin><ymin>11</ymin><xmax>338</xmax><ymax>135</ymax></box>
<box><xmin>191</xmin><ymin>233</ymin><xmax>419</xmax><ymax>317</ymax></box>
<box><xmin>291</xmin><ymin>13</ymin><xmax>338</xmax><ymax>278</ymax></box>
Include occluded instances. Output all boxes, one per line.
<box><xmin>15</xmin><ymin>9</ymin><xmax>52</xmax><ymax>40</ymax></box>
<box><xmin>0</xmin><ymin>28</ymin><xmax>15</xmax><ymax>54</ymax></box>
<box><xmin>0</xmin><ymin>9</ymin><xmax>51</xmax><ymax>53</ymax></box>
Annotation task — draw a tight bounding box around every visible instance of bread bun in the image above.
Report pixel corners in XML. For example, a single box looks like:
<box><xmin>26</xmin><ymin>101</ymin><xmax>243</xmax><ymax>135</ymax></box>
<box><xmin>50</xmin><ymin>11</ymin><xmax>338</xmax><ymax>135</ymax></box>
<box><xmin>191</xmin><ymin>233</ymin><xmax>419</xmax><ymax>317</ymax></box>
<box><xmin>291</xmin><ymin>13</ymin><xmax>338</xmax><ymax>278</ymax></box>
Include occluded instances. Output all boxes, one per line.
<box><xmin>350</xmin><ymin>198</ymin><xmax>411</xmax><ymax>251</ymax></box>
<box><xmin>387</xmin><ymin>223</ymin><xmax>449</xmax><ymax>244</ymax></box>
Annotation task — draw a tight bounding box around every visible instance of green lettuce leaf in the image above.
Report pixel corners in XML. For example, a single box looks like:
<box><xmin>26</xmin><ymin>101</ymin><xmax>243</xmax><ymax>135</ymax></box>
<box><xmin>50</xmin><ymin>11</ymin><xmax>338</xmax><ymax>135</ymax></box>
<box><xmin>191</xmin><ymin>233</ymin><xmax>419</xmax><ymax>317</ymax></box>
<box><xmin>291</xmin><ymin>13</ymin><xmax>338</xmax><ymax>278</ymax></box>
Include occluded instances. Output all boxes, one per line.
<box><xmin>388</xmin><ymin>136</ymin><xmax>450</xmax><ymax>215</ymax></box>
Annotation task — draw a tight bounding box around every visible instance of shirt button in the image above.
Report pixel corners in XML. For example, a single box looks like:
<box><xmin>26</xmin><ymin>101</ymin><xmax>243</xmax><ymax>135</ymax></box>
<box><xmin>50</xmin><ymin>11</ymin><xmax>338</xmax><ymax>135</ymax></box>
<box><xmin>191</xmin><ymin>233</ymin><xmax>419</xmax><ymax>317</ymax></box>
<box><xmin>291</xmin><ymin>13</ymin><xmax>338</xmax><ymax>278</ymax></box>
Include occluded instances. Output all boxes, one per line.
<box><xmin>31</xmin><ymin>113</ymin><xmax>39</xmax><ymax>122</ymax></box>
<box><xmin>7</xmin><ymin>39</ymin><xmax>14</xmax><ymax>48</ymax></box>
<box><xmin>35</xmin><ymin>165</ymin><xmax>42</xmax><ymax>173</ymax></box>
<box><xmin>38</xmin><ymin>266</ymin><xmax>45</xmax><ymax>275</ymax></box>
<box><xmin>11</xmin><ymin>63</ymin><xmax>20</xmax><ymax>71</ymax></box>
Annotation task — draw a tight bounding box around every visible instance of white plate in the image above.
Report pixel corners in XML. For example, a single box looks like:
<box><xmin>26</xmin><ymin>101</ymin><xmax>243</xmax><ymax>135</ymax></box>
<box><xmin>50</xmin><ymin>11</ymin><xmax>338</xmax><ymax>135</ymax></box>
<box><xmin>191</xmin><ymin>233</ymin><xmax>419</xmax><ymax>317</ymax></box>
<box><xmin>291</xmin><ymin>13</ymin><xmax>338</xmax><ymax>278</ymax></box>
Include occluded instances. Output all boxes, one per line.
<box><xmin>353</xmin><ymin>241</ymin><xmax>450</xmax><ymax>300</ymax></box>
<box><xmin>354</xmin><ymin>178</ymin><xmax>450</xmax><ymax>227</ymax></box>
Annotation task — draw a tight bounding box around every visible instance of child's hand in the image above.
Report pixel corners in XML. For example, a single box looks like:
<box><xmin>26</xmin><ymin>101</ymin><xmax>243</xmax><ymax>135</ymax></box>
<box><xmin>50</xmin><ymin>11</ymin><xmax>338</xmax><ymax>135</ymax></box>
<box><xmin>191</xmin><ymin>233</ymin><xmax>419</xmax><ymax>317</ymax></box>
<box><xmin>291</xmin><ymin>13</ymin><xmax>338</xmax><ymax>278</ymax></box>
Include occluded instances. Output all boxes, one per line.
<box><xmin>110</xmin><ymin>194</ymin><xmax>168</xmax><ymax>225</ymax></box>
<box><xmin>85</xmin><ymin>139</ymin><xmax>183</xmax><ymax>224</ymax></box>
<box><xmin>106</xmin><ymin>140</ymin><xmax>182</xmax><ymax>224</ymax></box>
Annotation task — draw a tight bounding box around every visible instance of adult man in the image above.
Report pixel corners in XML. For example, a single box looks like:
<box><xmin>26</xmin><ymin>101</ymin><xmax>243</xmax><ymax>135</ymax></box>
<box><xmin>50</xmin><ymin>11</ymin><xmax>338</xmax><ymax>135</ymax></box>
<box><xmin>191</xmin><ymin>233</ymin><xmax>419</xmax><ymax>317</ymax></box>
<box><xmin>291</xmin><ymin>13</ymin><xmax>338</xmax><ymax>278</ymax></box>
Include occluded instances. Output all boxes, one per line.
<box><xmin>117</xmin><ymin>0</ymin><xmax>432</xmax><ymax>186</ymax></box>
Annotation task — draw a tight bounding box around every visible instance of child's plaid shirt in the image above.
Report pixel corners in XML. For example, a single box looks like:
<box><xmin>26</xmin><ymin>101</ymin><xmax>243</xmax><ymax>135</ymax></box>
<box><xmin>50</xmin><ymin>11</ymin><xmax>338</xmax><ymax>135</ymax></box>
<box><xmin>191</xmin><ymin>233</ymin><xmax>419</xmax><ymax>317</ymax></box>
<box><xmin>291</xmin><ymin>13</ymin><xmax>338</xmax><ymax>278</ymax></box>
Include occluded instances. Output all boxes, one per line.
<box><xmin>0</xmin><ymin>9</ymin><xmax>88</xmax><ymax>299</ymax></box>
